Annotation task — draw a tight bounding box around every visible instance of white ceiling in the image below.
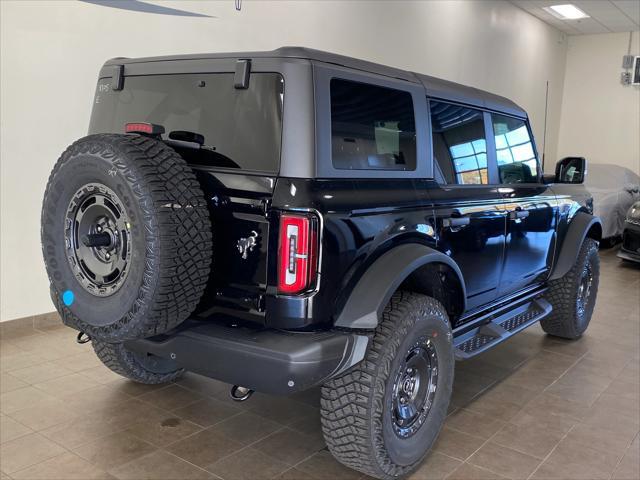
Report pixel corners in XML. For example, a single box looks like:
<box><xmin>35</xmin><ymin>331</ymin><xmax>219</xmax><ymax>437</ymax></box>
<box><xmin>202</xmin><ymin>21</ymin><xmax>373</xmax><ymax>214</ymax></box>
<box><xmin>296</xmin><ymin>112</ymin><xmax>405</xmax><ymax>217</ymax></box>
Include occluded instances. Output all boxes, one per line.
<box><xmin>511</xmin><ymin>0</ymin><xmax>639</xmax><ymax>34</ymax></box>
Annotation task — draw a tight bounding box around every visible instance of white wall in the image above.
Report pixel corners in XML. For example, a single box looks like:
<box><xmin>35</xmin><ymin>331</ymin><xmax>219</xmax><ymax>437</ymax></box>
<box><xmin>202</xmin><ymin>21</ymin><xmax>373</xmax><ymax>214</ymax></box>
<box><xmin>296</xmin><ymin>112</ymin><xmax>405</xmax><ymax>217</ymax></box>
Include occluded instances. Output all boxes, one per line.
<box><xmin>557</xmin><ymin>31</ymin><xmax>640</xmax><ymax>174</ymax></box>
<box><xmin>0</xmin><ymin>0</ymin><xmax>568</xmax><ymax>321</ymax></box>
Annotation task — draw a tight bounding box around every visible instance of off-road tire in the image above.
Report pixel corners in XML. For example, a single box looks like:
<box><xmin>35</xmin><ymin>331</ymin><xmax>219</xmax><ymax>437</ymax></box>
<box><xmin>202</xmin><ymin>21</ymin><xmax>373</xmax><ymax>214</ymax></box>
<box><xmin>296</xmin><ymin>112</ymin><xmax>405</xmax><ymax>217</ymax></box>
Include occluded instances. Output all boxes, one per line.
<box><xmin>320</xmin><ymin>292</ymin><xmax>454</xmax><ymax>480</ymax></box>
<box><xmin>542</xmin><ymin>237</ymin><xmax>599</xmax><ymax>339</ymax></box>
<box><xmin>42</xmin><ymin>134</ymin><xmax>212</xmax><ymax>342</ymax></box>
<box><xmin>93</xmin><ymin>341</ymin><xmax>183</xmax><ymax>384</ymax></box>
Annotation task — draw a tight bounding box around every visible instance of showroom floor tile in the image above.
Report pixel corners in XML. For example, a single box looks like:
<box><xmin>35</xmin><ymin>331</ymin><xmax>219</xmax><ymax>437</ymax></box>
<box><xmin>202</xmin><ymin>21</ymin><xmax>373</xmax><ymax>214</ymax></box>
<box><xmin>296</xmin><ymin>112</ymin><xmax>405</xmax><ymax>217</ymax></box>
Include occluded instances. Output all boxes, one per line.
<box><xmin>0</xmin><ymin>248</ymin><xmax>638</xmax><ymax>480</ymax></box>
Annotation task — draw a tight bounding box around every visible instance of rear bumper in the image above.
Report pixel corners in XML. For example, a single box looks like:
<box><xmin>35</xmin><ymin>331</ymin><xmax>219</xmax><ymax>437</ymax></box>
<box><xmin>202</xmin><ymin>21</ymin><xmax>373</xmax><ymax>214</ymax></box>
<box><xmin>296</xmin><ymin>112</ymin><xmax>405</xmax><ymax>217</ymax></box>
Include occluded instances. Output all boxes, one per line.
<box><xmin>126</xmin><ymin>320</ymin><xmax>368</xmax><ymax>395</ymax></box>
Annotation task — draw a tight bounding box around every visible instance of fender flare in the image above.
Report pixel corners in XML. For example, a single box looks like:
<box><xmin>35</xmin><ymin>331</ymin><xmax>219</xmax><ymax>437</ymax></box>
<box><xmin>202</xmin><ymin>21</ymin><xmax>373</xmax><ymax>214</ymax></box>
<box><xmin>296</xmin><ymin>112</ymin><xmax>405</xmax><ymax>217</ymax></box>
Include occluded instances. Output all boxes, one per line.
<box><xmin>549</xmin><ymin>212</ymin><xmax>602</xmax><ymax>281</ymax></box>
<box><xmin>334</xmin><ymin>243</ymin><xmax>467</xmax><ymax>329</ymax></box>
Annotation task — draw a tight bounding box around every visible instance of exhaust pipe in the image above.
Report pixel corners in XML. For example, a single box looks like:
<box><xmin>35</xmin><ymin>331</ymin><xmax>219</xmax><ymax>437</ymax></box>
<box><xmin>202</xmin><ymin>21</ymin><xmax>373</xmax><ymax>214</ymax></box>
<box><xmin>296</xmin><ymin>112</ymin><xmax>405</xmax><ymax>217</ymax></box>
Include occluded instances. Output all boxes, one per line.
<box><xmin>230</xmin><ymin>385</ymin><xmax>254</xmax><ymax>402</ymax></box>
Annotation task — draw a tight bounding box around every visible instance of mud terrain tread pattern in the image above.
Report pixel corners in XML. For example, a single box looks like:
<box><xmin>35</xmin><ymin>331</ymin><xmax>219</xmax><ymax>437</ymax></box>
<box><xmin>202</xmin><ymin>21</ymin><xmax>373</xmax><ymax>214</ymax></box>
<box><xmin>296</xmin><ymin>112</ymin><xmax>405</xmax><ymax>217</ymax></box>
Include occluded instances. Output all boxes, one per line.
<box><xmin>320</xmin><ymin>292</ymin><xmax>452</xmax><ymax>480</ymax></box>
<box><xmin>541</xmin><ymin>237</ymin><xmax>599</xmax><ymax>339</ymax></box>
<box><xmin>93</xmin><ymin>341</ymin><xmax>183</xmax><ymax>384</ymax></box>
<box><xmin>44</xmin><ymin>134</ymin><xmax>212</xmax><ymax>342</ymax></box>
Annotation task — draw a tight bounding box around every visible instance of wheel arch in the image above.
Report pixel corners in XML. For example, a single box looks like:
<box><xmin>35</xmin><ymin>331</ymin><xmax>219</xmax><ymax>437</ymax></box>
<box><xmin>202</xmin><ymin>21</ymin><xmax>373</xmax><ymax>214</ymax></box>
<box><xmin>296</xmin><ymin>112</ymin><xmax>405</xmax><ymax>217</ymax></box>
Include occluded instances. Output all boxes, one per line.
<box><xmin>549</xmin><ymin>211</ymin><xmax>602</xmax><ymax>281</ymax></box>
<box><xmin>399</xmin><ymin>262</ymin><xmax>466</xmax><ymax>321</ymax></box>
<box><xmin>334</xmin><ymin>243</ymin><xmax>466</xmax><ymax>329</ymax></box>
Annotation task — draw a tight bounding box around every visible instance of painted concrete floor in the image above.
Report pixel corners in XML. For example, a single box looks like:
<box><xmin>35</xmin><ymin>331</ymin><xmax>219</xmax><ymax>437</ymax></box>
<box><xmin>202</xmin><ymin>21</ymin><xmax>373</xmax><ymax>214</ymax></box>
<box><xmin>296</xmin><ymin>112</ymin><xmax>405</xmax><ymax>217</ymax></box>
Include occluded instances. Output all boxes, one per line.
<box><xmin>0</xmin><ymin>248</ymin><xmax>638</xmax><ymax>480</ymax></box>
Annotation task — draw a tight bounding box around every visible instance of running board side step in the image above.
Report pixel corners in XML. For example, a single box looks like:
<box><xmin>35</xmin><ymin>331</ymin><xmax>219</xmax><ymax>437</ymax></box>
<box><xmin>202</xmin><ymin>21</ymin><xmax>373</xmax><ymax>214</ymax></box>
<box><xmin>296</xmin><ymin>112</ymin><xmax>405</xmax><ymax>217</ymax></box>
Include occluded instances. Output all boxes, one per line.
<box><xmin>453</xmin><ymin>298</ymin><xmax>552</xmax><ymax>360</ymax></box>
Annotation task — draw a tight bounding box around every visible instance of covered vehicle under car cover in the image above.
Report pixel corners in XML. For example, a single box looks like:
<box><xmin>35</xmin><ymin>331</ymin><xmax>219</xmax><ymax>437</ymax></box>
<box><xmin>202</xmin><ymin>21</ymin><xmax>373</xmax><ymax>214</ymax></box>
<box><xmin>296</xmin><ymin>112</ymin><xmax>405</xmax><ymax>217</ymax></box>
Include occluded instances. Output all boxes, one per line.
<box><xmin>585</xmin><ymin>163</ymin><xmax>640</xmax><ymax>239</ymax></box>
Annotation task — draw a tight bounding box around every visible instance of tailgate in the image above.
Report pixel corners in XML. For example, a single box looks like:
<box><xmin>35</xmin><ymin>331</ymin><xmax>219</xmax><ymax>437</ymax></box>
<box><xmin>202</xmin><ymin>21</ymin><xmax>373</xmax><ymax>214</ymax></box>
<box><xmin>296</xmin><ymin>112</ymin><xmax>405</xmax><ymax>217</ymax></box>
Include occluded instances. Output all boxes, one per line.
<box><xmin>192</xmin><ymin>169</ymin><xmax>275</xmax><ymax>321</ymax></box>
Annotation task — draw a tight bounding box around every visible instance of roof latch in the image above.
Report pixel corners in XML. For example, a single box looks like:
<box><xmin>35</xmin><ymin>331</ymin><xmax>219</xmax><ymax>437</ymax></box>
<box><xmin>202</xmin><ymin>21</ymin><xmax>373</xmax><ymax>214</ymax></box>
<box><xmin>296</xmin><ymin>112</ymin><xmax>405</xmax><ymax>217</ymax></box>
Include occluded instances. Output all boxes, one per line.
<box><xmin>234</xmin><ymin>59</ymin><xmax>251</xmax><ymax>89</ymax></box>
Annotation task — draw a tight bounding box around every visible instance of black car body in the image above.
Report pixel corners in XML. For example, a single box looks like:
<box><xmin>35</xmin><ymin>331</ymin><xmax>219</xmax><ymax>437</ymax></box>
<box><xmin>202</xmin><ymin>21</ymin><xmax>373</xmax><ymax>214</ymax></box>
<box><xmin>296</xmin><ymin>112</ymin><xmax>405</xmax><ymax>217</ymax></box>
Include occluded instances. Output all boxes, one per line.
<box><xmin>618</xmin><ymin>201</ymin><xmax>640</xmax><ymax>262</ymax></box>
<box><xmin>83</xmin><ymin>47</ymin><xmax>602</xmax><ymax>394</ymax></box>
<box><xmin>41</xmin><ymin>47</ymin><xmax>605</xmax><ymax>480</ymax></box>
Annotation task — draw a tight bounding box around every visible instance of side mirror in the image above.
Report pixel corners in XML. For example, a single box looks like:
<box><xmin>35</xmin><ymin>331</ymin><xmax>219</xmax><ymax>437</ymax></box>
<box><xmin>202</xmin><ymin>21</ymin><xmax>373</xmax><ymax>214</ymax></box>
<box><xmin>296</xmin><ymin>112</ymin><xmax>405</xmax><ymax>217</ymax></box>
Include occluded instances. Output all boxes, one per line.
<box><xmin>555</xmin><ymin>157</ymin><xmax>587</xmax><ymax>184</ymax></box>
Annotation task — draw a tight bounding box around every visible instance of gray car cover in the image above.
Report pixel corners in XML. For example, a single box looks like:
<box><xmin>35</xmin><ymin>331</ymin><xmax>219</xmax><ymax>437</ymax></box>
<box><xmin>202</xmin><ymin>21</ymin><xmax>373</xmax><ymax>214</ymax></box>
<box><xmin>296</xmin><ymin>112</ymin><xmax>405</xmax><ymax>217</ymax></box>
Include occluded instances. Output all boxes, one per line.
<box><xmin>585</xmin><ymin>163</ymin><xmax>640</xmax><ymax>239</ymax></box>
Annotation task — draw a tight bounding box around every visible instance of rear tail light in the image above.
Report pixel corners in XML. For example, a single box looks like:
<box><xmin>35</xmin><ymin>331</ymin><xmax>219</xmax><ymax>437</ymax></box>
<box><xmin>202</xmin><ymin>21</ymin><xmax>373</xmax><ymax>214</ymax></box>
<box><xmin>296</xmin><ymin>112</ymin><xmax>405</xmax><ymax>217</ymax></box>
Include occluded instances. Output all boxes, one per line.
<box><xmin>125</xmin><ymin>122</ymin><xmax>165</xmax><ymax>135</ymax></box>
<box><xmin>278</xmin><ymin>213</ymin><xmax>319</xmax><ymax>294</ymax></box>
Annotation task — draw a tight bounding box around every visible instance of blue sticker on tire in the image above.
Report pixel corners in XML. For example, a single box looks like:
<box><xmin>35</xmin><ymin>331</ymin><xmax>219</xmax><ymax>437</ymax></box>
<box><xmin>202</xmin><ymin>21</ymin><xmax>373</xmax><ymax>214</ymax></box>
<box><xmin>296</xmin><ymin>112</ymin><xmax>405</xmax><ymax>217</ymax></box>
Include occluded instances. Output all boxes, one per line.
<box><xmin>62</xmin><ymin>290</ymin><xmax>74</xmax><ymax>306</ymax></box>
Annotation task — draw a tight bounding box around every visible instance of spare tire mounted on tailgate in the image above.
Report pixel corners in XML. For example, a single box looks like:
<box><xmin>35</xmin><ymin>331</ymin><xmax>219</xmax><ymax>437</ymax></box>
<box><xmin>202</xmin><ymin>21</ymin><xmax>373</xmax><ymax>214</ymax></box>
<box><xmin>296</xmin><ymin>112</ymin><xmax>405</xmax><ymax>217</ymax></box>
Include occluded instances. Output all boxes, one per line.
<box><xmin>41</xmin><ymin>134</ymin><xmax>212</xmax><ymax>342</ymax></box>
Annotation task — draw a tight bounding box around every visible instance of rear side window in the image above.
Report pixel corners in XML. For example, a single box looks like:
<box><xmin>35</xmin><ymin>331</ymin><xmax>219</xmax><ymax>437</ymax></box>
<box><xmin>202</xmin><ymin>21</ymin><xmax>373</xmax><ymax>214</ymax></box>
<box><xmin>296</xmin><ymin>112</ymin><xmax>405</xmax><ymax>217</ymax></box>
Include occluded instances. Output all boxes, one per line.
<box><xmin>330</xmin><ymin>79</ymin><xmax>416</xmax><ymax>171</ymax></box>
<box><xmin>430</xmin><ymin>101</ymin><xmax>488</xmax><ymax>184</ymax></box>
<box><xmin>491</xmin><ymin>114</ymin><xmax>538</xmax><ymax>183</ymax></box>
<box><xmin>89</xmin><ymin>73</ymin><xmax>284</xmax><ymax>173</ymax></box>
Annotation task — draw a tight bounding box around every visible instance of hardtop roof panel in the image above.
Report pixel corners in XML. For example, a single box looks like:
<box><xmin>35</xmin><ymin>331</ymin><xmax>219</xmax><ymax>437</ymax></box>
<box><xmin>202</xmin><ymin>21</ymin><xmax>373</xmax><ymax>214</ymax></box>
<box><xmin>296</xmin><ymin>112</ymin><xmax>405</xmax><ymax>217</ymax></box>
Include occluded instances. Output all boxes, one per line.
<box><xmin>415</xmin><ymin>74</ymin><xmax>526</xmax><ymax>118</ymax></box>
<box><xmin>104</xmin><ymin>46</ymin><xmax>526</xmax><ymax>117</ymax></box>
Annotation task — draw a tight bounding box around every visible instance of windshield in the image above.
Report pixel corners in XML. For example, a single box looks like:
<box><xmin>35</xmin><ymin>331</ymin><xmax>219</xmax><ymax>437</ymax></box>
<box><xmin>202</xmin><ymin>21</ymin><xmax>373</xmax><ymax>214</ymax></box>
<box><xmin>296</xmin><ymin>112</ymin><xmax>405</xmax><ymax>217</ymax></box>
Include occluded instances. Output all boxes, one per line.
<box><xmin>89</xmin><ymin>72</ymin><xmax>284</xmax><ymax>173</ymax></box>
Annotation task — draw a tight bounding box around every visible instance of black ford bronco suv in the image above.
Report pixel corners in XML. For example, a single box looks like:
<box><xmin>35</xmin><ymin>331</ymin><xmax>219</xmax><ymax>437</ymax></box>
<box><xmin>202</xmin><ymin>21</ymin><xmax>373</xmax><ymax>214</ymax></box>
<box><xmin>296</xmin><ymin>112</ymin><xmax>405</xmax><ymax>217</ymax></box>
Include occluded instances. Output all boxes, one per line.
<box><xmin>41</xmin><ymin>47</ymin><xmax>601</xmax><ymax>479</ymax></box>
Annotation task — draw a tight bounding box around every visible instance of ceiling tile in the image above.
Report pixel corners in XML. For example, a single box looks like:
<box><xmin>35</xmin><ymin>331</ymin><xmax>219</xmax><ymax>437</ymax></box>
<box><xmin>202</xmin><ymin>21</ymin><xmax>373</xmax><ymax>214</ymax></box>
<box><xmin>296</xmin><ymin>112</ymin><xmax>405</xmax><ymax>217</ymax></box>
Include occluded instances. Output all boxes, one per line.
<box><xmin>511</xmin><ymin>0</ymin><xmax>550</xmax><ymax>8</ymax></box>
<box><xmin>552</xmin><ymin>20</ymin><xmax>584</xmax><ymax>34</ymax></box>
<box><xmin>612</xmin><ymin>0</ymin><xmax>640</xmax><ymax>25</ymax></box>
<box><xmin>571</xmin><ymin>17</ymin><xmax>612</xmax><ymax>33</ymax></box>
<box><xmin>602</xmin><ymin>19</ymin><xmax>638</xmax><ymax>30</ymax></box>
<box><xmin>574</xmin><ymin>0</ymin><xmax>618</xmax><ymax>15</ymax></box>
<box><xmin>511</xmin><ymin>0</ymin><xmax>640</xmax><ymax>34</ymax></box>
<box><xmin>512</xmin><ymin>3</ymin><xmax>580</xmax><ymax>34</ymax></box>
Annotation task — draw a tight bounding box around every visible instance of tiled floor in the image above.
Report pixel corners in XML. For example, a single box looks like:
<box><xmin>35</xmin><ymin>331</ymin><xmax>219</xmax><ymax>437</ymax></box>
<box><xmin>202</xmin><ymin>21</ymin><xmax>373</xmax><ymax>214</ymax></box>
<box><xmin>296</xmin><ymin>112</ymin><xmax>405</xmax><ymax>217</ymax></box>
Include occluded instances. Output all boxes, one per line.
<box><xmin>0</xmin><ymin>248</ymin><xmax>638</xmax><ymax>480</ymax></box>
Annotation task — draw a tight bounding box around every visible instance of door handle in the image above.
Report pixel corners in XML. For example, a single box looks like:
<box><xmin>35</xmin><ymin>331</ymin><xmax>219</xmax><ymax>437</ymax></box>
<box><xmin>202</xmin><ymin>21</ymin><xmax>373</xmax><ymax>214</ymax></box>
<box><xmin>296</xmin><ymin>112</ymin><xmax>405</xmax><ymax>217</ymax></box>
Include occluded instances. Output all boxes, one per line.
<box><xmin>509</xmin><ymin>209</ymin><xmax>530</xmax><ymax>220</ymax></box>
<box><xmin>443</xmin><ymin>216</ymin><xmax>470</xmax><ymax>228</ymax></box>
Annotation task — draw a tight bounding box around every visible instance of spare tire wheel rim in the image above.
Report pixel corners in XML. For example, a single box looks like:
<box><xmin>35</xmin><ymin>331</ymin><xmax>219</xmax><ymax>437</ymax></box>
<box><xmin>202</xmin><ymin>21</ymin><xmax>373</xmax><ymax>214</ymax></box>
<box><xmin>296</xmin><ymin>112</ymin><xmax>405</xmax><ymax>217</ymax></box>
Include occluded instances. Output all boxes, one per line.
<box><xmin>64</xmin><ymin>183</ymin><xmax>132</xmax><ymax>297</ymax></box>
<box><xmin>391</xmin><ymin>335</ymin><xmax>439</xmax><ymax>438</ymax></box>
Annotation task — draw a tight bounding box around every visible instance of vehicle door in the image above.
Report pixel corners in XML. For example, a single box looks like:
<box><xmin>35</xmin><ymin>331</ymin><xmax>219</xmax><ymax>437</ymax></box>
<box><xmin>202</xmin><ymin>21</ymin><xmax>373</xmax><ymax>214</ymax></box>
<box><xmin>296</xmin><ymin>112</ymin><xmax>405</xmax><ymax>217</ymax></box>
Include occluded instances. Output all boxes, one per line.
<box><xmin>427</xmin><ymin>100</ymin><xmax>508</xmax><ymax>312</ymax></box>
<box><xmin>488</xmin><ymin>113</ymin><xmax>559</xmax><ymax>296</ymax></box>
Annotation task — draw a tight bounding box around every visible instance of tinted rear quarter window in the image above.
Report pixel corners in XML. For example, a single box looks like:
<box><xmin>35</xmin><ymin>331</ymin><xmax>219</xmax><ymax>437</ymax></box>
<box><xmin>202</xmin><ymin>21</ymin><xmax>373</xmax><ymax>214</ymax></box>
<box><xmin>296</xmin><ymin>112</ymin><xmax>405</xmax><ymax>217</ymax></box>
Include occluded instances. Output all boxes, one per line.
<box><xmin>330</xmin><ymin>79</ymin><xmax>416</xmax><ymax>171</ymax></box>
<box><xmin>89</xmin><ymin>73</ymin><xmax>284</xmax><ymax>173</ymax></box>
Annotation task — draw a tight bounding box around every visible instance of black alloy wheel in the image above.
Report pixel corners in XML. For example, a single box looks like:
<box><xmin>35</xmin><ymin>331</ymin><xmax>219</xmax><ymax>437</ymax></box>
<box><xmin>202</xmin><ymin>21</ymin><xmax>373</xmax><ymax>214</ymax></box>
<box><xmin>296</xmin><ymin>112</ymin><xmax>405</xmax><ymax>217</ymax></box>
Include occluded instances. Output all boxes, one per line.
<box><xmin>576</xmin><ymin>261</ymin><xmax>594</xmax><ymax>319</ymax></box>
<box><xmin>391</xmin><ymin>336</ymin><xmax>439</xmax><ymax>438</ymax></box>
<box><xmin>65</xmin><ymin>183</ymin><xmax>132</xmax><ymax>297</ymax></box>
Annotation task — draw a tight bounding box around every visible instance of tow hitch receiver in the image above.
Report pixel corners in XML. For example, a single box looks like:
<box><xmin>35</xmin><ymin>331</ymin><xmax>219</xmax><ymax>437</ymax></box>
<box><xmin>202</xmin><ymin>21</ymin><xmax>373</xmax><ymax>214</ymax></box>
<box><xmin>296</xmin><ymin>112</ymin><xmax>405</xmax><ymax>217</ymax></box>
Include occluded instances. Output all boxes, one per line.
<box><xmin>230</xmin><ymin>385</ymin><xmax>254</xmax><ymax>402</ymax></box>
<box><xmin>76</xmin><ymin>331</ymin><xmax>91</xmax><ymax>344</ymax></box>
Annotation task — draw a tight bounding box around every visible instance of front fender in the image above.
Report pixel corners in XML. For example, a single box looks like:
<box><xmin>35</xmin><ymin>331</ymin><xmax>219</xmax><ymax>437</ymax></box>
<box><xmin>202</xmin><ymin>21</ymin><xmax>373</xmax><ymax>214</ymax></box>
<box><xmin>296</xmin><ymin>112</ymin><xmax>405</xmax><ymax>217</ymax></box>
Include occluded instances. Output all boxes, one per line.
<box><xmin>549</xmin><ymin>212</ymin><xmax>602</xmax><ymax>280</ymax></box>
<box><xmin>334</xmin><ymin>243</ymin><xmax>466</xmax><ymax>329</ymax></box>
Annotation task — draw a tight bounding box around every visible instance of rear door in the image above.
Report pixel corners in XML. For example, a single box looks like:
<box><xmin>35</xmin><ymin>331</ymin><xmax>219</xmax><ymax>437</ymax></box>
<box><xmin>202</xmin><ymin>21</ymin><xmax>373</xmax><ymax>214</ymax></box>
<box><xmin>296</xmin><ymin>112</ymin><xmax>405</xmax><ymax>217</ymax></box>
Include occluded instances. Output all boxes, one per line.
<box><xmin>488</xmin><ymin>114</ymin><xmax>559</xmax><ymax>296</ymax></box>
<box><xmin>427</xmin><ymin>100</ymin><xmax>507</xmax><ymax>313</ymax></box>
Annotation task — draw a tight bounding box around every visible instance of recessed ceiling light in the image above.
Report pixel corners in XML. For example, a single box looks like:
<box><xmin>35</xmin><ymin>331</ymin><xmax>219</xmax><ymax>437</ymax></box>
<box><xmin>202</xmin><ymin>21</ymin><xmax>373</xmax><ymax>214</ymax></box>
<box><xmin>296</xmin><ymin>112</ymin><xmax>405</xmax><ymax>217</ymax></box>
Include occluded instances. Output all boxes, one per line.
<box><xmin>543</xmin><ymin>4</ymin><xmax>590</xmax><ymax>20</ymax></box>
